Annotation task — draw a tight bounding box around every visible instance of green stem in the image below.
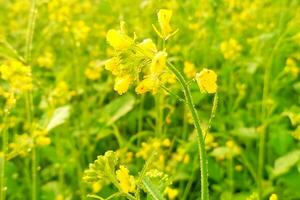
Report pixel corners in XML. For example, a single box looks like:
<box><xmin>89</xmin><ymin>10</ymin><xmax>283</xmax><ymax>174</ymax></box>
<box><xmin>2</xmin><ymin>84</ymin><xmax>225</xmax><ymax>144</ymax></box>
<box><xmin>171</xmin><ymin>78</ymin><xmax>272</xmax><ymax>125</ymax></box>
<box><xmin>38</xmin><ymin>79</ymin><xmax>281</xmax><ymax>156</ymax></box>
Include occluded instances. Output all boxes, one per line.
<box><xmin>258</xmin><ymin>31</ymin><xmax>286</xmax><ymax>200</ymax></box>
<box><xmin>138</xmin><ymin>95</ymin><xmax>144</xmax><ymax>133</ymax></box>
<box><xmin>155</xmin><ymin>91</ymin><xmax>163</xmax><ymax>136</ymax></box>
<box><xmin>25</xmin><ymin>0</ymin><xmax>38</xmax><ymax>199</ymax></box>
<box><xmin>0</xmin><ymin>114</ymin><xmax>8</xmax><ymax>200</ymax></box>
<box><xmin>227</xmin><ymin>154</ymin><xmax>233</xmax><ymax>200</ymax></box>
<box><xmin>167</xmin><ymin>61</ymin><xmax>209</xmax><ymax>200</ymax></box>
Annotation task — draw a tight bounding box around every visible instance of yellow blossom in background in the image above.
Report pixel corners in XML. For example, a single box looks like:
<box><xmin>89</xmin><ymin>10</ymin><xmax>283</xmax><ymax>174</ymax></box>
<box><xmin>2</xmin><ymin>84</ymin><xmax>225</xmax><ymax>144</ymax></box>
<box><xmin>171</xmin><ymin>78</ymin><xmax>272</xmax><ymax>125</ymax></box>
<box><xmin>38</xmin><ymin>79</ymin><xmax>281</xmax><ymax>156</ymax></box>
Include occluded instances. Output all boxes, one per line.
<box><xmin>106</xmin><ymin>29</ymin><xmax>133</xmax><ymax>50</ymax></box>
<box><xmin>291</xmin><ymin>125</ymin><xmax>300</xmax><ymax>141</ymax></box>
<box><xmin>37</xmin><ymin>52</ymin><xmax>54</xmax><ymax>69</ymax></box>
<box><xmin>114</xmin><ymin>75</ymin><xmax>132</xmax><ymax>95</ymax></box>
<box><xmin>220</xmin><ymin>38</ymin><xmax>242</xmax><ymax>60</ymax></box>
<box><xmin>226</xmin><ymin>140</ymin><xmax>241</xmax><ymax>156</ymax></box>
<box><xmin>235</xmin><ymin>165</ymin><xmax>243</xmax><ymax>172</ymax></box>
<box><xmin>116</xmin><ymin>165</ymin><xmax>136</xmax><ymax>193</ymax></box>
<box><xmin>164</xmin><ymin>187</ymin><xmax>179</xmax><ymax>200</ymax></box>
<box><xmin>72</xmin><ymin>20</ymin><xmax>90</xmax><ymax>42</ymax></box>
<box><xmin>36</xmin><ymin>136</ymin><xmax>51</xmax><ymax>147</ymax></box>
<box><xmin>184</xmin><ymin>61</ymin><xmax>197</xmax><ymax>78</ymax></box>
<box><xmin>85</xmin><ymin>60</ymin><xmax>103</xmax><ymax>80</ymax></box>
<box><xmin>284</xmin><ymin>57</ymin><xmax>299</xmax><ymax>78</ymax></box>
<box><xmin>0</xmin><ymin>60</ymin><xmax>33</xmax><ymax>92</ymax></box>
<box><xmin>195</xmin><ymin>68</ymin><xmax>217</xmax><ymax>94</ymax></box>
<box><xmin>269</xmin><ymin>194</ymin><xmax>278</xmax><ymax>200</ymax></box>
<box><xmin>48</xmin><ymin>0</ymin><xmax>71</xmax><ymax>23</ymax></box>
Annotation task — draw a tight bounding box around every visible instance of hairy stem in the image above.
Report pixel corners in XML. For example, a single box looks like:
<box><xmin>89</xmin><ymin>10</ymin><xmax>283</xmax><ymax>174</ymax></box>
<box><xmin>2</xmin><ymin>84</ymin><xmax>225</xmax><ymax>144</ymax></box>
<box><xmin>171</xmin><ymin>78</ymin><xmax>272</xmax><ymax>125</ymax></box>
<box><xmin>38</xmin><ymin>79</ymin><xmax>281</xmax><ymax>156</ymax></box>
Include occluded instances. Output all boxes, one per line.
<box><xmin>167</xmin><ymin>61</ymin><xmax>209</xmax><ymax>200</ymax></box>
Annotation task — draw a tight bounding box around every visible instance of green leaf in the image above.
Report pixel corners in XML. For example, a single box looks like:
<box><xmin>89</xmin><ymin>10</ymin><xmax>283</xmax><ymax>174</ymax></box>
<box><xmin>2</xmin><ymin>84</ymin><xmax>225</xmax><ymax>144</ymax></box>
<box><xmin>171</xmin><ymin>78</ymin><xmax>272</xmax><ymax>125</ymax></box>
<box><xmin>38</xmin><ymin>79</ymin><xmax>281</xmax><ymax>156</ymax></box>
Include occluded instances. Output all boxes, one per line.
<box><xmin>46</xmin><ymin>106</ymin><xmax>70</xmax><ymax>132</ymax></box>
<box><xmin>102</xmin><ymin>94</ymin><xmax>135</xmax><ymax>126</ymax></box>
<box><xmin>142</xmin><ymin>177</ymin><xmax>166</xmax><ymax>200</ymax></box>
<box><xmin>273</xmin><ymin>150</ymin><xmax>300</xmax><ymax>177</ymax></box>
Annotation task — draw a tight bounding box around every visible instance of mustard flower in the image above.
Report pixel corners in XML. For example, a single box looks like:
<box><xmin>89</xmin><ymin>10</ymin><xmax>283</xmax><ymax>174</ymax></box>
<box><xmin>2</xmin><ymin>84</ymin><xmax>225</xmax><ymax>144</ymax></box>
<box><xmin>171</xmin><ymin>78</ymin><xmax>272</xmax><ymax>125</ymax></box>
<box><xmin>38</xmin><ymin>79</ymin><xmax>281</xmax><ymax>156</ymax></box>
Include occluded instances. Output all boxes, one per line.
<box><xmin>150</xmin><ymin>51</ymin><xmax>167</xmax><ymax>75</ymax></box>
<box><xmin>269</xmin><ymin>194</ymin><xmax>278</xmax><ymax>200</ymax></box>
<box><xmin>195</xmin><ymin>68</ymin><xmax>217</xmax><ymax>94</ymax></box>
<box><xmin>184</xmin><ymin>61</ymin><xmax>197</xmax><ymax>78</ymax></box>
<box><xmin>135</xmin><ymin>77</ymin><xmax>158</xmax><ymax>94</ymax></box>
<box><xmin>116</xmin><ymin>165</ymin><xmax>136</xmax><ymax>193</ymax></box>
<box><xmin>164</xmin><ymin>187</ymin><xmax>179</xmax><ymax>200</ymax></box>
<box><xmin>220</xmin><ymin>38</ymin><xmax>242</xmax><ymax>60</ymax></box>
<box><xmin>114</xmin><ymin>75</ymin><xmax>132</xmax><ymax>95</ymax></box>
<box><xmin>106</xmin><ymin>29</ymin><xmax>133</xmax><ymax>50</ymax></box>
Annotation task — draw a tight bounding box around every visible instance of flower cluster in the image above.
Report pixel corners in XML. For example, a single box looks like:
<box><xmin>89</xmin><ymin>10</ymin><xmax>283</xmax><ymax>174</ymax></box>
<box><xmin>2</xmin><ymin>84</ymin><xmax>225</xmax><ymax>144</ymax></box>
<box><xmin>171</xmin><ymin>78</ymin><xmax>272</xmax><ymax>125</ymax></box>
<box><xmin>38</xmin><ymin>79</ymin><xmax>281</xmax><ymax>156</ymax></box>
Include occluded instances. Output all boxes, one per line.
<box><xmin>220</xmin><ymin>38</ymin><xmax>242</xmax><ymax>60</ymax></box>
<box><xmin>105</xmin><ymin>10</ymin><xmax>177</xmax><ymax>96</ymax></box>
<box><xmin>0</xmin><ymin>60</ymin><xmax>33</xmax><ymax>92</ymax></box>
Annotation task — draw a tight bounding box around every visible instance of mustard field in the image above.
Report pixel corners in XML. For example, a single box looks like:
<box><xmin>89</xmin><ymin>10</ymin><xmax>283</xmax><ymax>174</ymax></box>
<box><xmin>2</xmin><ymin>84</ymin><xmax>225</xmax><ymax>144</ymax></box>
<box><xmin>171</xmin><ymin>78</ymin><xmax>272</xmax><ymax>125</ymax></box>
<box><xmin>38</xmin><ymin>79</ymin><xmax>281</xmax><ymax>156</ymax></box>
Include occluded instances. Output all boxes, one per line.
<box><xmin>0</xmin><ymin>0</ymin><xmax>300</xmax><ymax>200</ymax></box>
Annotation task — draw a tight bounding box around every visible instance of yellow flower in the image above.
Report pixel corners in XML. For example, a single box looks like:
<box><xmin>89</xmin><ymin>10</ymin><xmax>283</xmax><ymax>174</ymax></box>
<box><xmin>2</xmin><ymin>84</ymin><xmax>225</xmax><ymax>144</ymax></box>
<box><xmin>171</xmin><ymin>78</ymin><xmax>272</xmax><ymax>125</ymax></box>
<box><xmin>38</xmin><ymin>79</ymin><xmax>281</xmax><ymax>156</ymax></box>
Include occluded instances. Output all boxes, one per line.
<box><xmin>105</xmin><ymin>57</ymin><xmax>120</xmax><ymax>76</ymax></box>
<box><xmin>160</xmin><ymin>72</ymin><xmax>176</xmax><ymax>84</ymax></box>
<box><xmin>37</xmin><ymin>52</ymin><xmax>54</xmax><ymax>69</ymax></box>
<box><xmin>235</xmin><ymin>165</ymin><xmax>243</xmax><ymax>172</ymax></box>
<box><xmin>85</xmin><ymin>60</ymin><xmax>103</xmax><ymax>80</ymax></box>
<box><xmin>284</xmin><ymin>57</ymin><xmax>299</xmax><ymax>78</ymax></box>
<box><xmin>195</xmin><ymin>68</ymin><xmax>217</xmax><ymax>94</ymax></box>
<box><xmin>135</xmin><ymin>77</ymin><xmax>158</xmax><ymax>94</ymax></box>
<box><xmin>137</xmin><ymin>38</ymin><xmax>157</xmax><ymax>54</ymax></box>
<box><xmin>164</xmin><ymin>187</ymin><xmax>179</xmax><ymax>200</ymax></box>
<box><xmin>36</xmin><ymin>136</ymin><xmax>51</xmax><ymax>147</ymax></box>
<box><xmin>92</xmin><ymin>182</ymin><xmax>102</xmax><ymax>193</ymax></box>
<box><xmin>184</xmin><ymin>61</ymin><xmax>197</xmax><ymax>78</ymax></box>
<box><xmin>72</xmin><ymin>20</ymin><xmax>90</xmax><ymax>42</ymax></box>
<box><xmin>158</xmin><ymin>9</ymin><xmax>173</xmax><ymax>38</ymax></box>
<box><xmin>150</xmin><ymin>51</ymin><xmax>167</xmax><ymax>74</ymax></box>
<box><xmin>116</xmin><ymin>165</ymin><xmax>136</xmax><ymax>193</ymax></box>
<box><xmin>220</xmin><ymin>38</ymin><xmax>242</xmax><ymax>60</ymax></box>
<box><xmin>269</xmin><ymin>194</ymin><xmax>278</xmax><ymax>200</ymax></box>
<box><xmin>114</xmin><ymin>75</ymin><xmax>132</xmax><ymax>95</ymax></box>
<box><xmin>106</xmin><ymin>29</ymin><xmax>133</xmax><ymax>50</ymax></box>
<box><xmin>0</xmin><ymin>60</ymin><xmax>33</xmax><ymax>92</ymax></box>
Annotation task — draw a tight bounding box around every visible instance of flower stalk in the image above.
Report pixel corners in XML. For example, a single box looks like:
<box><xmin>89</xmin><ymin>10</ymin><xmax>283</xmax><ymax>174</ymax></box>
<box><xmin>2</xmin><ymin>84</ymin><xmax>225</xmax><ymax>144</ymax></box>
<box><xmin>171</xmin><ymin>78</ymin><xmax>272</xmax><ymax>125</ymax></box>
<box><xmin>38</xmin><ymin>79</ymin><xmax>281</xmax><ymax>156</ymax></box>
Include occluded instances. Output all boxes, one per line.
<box><xmin>25</xmin><ymin>0</ymin><xmax>38</xmax><ymax>199</ymax></box>
<box><xmin>167</xmin><ymin>61</ymin><xmax>209</xmax><ymax>200</ymax></box>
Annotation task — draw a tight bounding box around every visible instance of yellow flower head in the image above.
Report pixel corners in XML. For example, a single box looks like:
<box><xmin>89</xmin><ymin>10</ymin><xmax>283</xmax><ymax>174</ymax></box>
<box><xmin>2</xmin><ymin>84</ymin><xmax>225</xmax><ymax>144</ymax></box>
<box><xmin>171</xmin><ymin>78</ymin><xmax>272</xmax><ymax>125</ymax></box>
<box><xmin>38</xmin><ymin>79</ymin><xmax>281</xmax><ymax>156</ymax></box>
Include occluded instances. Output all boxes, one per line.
<box><xmin>106</xmin><ymin>29</ymin><xmax>133</xmax><ymax>50</ymax></box>
<box><xmin>164</xmin><ymin>187</ymin><xmax>179</xmax><ymax>200</ymax></box>
<box><xmin>0</xmin><ymin>60</ymin><xmax>33</xmax><ymax>92</ymax></box>
<box><xmin>36</xmin><ymin>136</ymin><xmax>51</xmax><ymax>147</ymax></box>
<box><xmin>195</xmin><ymin>68</ymin><xmax>217</xmax><ymax>94</ymax></box>
<box><xmin>105</xmin><ymin>57</ymin><xmax>121</xmax><ymax>76</ymax></box>
<box><xmin>184</xmin><ymin>61</ymin><xmax>197</xmax><ymax>78</ymax></box>
<box><xmin>150</xmin><ymin>51</ymin><xmax>167</xmax><ymax>74</ymax></box>
<box><xmin>92</xmin><ymin>182</ymin><xmax>102</xmax><ymax>194</ymax></box>
<box><xmin>37</xmin><ymin>52</ymin><xmax>54</xmax><ymax>69</ymax></box>
<box><xmin>137</xmin><ymin>38</ymin><xmax>157</xmax><ymax>54</ymax></box>
<box><xmin>284</xmin><ymin>57</ymin><xmax>299</xmax><ymax>77</ymax></box>
<box><xmin>158</xmin><ymin>9</ymin><xmax>173</xmax><ymax>38</ymax></box>
<box><xmin>220</xmin><ymin>38</ymin><xmax>242</xmax><ymax>60</ymax></box>
<box><xmin>114</xmin><ymin>75</ymin><xmax>132</xmax><ymax>95</ymax></box>
<box><xmin>269</xmin><ymin>194</ymin><xmax>278</xmax><ymax>200</ymax></box>
<box><xmin>85</xmin><ymin>60</ymin><xmax>103</xmax><ymax>80</ymax></box>
<box><xmin>116</xmin><ymin>165</ymin><xmax>136</xmax><ymax>193</ymax></box>
<box><xmin>135</xmin><ymin>77</ymin><xmax>158</xmax><ymax>94</ymax></box>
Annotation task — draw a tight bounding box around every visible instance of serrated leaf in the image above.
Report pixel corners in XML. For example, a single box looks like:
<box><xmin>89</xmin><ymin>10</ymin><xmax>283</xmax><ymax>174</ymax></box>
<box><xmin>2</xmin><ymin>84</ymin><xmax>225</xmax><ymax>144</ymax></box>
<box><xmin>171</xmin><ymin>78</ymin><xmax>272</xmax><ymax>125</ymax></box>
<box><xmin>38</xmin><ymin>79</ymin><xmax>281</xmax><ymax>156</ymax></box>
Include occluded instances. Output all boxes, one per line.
<box><xmin>273</xmin><ymin>150</ymin><xmax>300</xmax><ymax>177</ymax></box>
<box><xmin>142</xmin><ymin>177</ymin><xmax>166</xmax><ymax>200</ymax></box>
<box><xmin>46</xmin><ymin>105</ymin><xmax>70</xmax><ymax>131</ymax></box>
